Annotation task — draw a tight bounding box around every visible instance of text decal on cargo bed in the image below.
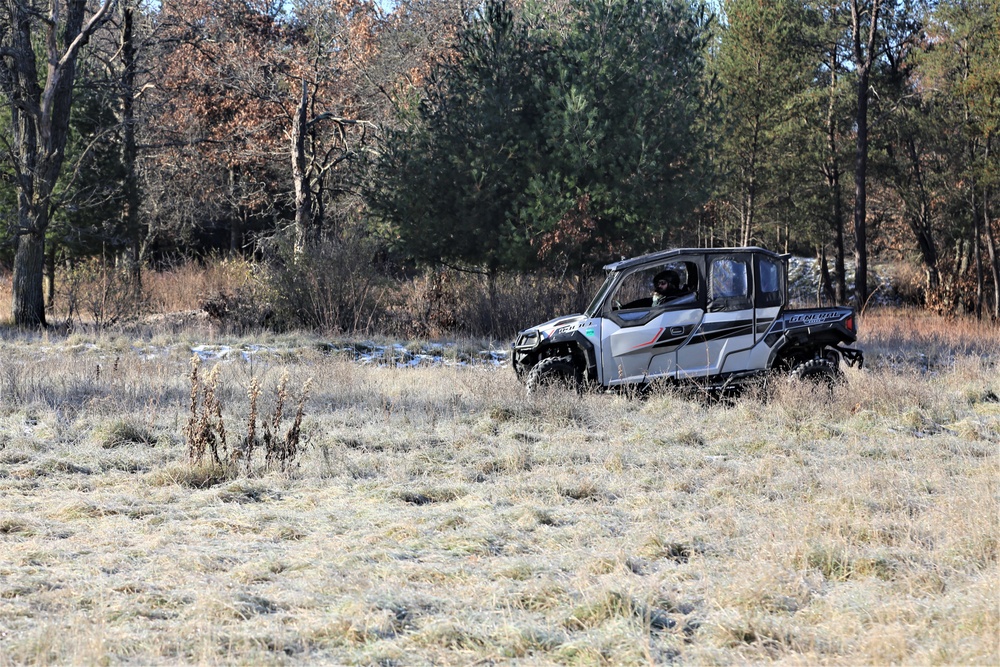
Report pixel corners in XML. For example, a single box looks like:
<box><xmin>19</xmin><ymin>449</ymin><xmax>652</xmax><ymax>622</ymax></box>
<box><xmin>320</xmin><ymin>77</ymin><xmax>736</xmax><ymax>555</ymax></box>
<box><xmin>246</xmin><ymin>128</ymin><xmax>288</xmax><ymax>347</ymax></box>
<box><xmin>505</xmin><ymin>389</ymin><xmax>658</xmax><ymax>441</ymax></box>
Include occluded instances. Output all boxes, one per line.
<box><xmin>785</xmin><ymin>311</ymin><xmax>842</xmax><ymax>325</ymax></box>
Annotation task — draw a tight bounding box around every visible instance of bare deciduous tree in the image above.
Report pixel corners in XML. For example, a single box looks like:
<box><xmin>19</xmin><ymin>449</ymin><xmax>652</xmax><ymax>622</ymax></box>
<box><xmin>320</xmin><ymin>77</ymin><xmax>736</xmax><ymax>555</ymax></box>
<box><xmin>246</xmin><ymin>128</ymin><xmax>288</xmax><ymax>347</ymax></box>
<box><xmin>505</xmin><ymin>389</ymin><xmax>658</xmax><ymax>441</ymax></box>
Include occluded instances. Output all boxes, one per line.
<box><xmin>0</xmin><ymin>0</ymin><xmax>117</xmax><ymax>326</ymax></box>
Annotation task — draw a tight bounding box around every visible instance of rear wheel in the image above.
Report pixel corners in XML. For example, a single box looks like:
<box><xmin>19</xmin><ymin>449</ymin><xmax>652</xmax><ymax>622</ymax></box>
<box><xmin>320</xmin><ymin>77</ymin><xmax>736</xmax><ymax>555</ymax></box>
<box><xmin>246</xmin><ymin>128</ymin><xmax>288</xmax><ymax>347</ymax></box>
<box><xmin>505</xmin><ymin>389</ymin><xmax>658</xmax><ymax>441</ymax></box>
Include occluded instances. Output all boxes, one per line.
<box><xmin>525</xmin><ymin>355</ymin><xmax>580</xmax><ymax>396</ymax></box>
<box><xmin>790</xmin><ymin>358</ymin><xmax>842</xmax><ymax>387</ymax></box>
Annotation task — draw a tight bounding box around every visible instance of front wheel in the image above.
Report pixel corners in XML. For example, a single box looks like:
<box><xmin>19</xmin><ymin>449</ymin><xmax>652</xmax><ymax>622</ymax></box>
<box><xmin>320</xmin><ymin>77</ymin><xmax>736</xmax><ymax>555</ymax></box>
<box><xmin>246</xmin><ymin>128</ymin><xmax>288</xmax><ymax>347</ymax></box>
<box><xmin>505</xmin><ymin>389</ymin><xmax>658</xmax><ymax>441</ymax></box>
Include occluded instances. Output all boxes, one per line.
<box><xmin>525</xmin><ymin>355</ymin><xmax>580</xmax><ymax>396</ymax></box>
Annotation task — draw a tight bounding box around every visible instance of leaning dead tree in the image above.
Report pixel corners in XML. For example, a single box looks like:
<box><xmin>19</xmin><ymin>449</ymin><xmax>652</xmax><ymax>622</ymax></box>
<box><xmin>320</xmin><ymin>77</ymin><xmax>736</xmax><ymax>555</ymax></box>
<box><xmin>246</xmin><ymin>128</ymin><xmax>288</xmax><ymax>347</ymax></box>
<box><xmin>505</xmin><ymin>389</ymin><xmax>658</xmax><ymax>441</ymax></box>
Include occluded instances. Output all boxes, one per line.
<box><xmin>290</xmin><ymin>77</ymin><xmax>374</xmax><ymax>254</ymax></box>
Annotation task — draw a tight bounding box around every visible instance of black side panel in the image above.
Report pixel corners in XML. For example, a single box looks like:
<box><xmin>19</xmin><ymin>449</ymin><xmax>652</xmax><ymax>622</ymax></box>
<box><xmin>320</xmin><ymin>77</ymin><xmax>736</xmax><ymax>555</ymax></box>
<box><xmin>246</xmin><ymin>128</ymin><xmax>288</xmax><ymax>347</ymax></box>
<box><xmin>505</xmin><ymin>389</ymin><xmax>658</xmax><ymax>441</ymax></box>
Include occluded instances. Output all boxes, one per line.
<box><xmin>777</xmin><ymin>307</ymin><xmax>858</xmax><ymax>345</ymax></box>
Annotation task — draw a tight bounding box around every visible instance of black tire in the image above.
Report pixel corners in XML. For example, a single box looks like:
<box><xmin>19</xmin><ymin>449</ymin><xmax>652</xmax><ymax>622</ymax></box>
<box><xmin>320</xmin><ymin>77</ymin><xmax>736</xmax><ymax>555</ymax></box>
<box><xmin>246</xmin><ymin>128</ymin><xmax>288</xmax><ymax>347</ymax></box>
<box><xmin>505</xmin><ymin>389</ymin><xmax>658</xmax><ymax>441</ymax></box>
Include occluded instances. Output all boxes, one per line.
<box><xmin>790</xmin><ymin>358</ymin><xmax>842</xmax><ymax>387</ymax></box>
<box><xmin>525</xmin><ymin>355</ymin><xmax>580</xmax><ymax>396</ymax></box>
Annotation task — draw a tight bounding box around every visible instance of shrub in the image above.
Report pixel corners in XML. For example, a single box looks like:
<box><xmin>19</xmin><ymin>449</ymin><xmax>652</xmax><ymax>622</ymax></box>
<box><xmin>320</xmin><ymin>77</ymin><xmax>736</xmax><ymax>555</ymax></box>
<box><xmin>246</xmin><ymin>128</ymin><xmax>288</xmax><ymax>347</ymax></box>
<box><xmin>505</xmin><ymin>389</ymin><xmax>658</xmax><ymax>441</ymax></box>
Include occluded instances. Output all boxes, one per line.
<box><xmin>57</xmin><ymin>258</ymin><xmax>148</xmax><ymax>329</ymax></box>
<box><xmin>200</xmin><ymin>284</ymin><xmax>275</xmax><ymax>334</ymax></box>
<box><xmin>264</xmin><ymin>230</ymin><xmax>389</xmax><ymax>334</ymax></box>
<box><xmin>387</xmin><ymin>269</ymin><xmax>602</xmax><ymax>339</ymax></box>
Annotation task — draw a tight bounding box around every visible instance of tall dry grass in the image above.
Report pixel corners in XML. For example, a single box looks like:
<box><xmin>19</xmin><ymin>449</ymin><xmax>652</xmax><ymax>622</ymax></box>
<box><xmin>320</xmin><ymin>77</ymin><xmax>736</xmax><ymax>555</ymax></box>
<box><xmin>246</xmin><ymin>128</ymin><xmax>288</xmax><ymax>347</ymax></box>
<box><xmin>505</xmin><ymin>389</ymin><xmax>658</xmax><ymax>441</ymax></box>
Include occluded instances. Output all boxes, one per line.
<box><xmin>3</xmin><ymin>255</ymin><xmax>997</xmax><ymax>339</ymax></box>
<box><xmin>0</xmin><ymin>258</ymin><xmax>600</xmax><ymax>337</ymax></box>
<box><xmin>0</xmin><ymin>261</ymin><xmax>251</xmax><ymax>329</ymax></box>
<box><xmin>0</xmin><ymin>270</ymin><xmax>11</xmax><ymax>319</ymax></box>
<box><xmin>143</xmin><ymin>257</ymin><xmax>260</xmax><ymax>315</ymax></box>
<box><xmin>863</xmin><ymin>306</ymin><xmax>1000</xmax><ymax>365</ymax></box>
<box><xmin>0</xmin><ymin>311</ymin><xmax>996</xmax><ymax>665</ymax></box>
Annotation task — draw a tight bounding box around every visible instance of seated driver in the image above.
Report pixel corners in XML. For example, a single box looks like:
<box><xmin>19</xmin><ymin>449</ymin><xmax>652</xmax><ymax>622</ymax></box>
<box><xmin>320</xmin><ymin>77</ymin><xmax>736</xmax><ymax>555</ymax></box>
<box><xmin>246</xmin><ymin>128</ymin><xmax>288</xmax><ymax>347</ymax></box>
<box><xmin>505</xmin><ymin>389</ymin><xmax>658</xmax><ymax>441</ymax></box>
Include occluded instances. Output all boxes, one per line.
<box><xmin>652</xmin><ymin>269</ymin><xmax>695</xmax><ymax>306</ymax></box>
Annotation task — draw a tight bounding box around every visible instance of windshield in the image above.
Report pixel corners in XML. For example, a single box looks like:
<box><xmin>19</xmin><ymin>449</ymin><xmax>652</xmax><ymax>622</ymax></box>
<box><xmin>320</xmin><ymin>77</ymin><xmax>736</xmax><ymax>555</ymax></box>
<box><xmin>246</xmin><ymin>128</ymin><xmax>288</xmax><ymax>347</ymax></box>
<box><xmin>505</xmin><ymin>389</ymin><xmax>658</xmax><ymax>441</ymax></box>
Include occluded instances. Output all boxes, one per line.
<box><xmin>585</xmin><ymin>271</ymin><xmax>618</xmax><ymax>317</ymax></box>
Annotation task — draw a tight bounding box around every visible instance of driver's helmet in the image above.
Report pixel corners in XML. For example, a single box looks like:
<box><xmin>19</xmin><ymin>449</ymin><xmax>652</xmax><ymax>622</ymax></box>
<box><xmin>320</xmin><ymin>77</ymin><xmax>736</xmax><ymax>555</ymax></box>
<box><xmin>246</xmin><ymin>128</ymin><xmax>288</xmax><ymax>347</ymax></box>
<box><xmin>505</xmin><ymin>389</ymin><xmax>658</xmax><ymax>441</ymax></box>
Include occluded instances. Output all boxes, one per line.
<box><xmin>654</xmin><ymin>269</ymin><xmax>680</xmax><ymax>293</ymax></box>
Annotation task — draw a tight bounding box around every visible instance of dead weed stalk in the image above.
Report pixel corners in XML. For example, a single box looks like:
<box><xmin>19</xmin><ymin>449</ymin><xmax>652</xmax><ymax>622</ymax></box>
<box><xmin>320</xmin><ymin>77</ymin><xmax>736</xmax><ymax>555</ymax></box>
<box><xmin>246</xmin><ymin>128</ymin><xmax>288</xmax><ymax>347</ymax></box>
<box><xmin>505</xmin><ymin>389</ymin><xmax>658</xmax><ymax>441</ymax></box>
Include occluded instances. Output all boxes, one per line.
<box><xmin>185</xmin><ymin>357</ymin><xmax>312</xmax><ymax>476</ymax></box>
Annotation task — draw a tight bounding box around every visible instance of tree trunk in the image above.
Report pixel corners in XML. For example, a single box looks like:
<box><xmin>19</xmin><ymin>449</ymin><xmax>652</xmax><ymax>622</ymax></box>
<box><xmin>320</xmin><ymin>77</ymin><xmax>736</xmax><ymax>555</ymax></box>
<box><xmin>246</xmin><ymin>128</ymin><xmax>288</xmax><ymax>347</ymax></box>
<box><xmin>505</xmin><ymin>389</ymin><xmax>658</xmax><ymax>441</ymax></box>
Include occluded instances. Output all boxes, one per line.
<box><xmin>852</xmin><ymin>65</ymin><xmax>870</xmax><ymax>309</ymax></box>
<box><xmin>828</xmin><ymin>133</ymin><xmax>847</xmax><ymax>305</ymax></box>
<box><xmin>292</xmin><ymin>78</ymin><xmax>313</xmax><ymax>254</ymax></box>
<box><xmin>13</xmin><ymin>231</ymin><xmax>47</xmax><ymax>327</ymax></box>
<box><xmin>957</xmin><ymin>238</ymin><xmax>971</xmax><ymax>312</ymax></box>
<box><xmin>983</xmin><ymin>186</ymin><xmax>999</xmax><ymax>320</ymax></box>
<box><xmin>850</xmin><ymin>0</ymin><xmax>884</xmax><ymax>310</ymax></box>
<box><xmin>487</xmin><ymin>268</ymin><xmax>498</xmax><ymax>337</ymax></box>
<box><xmin>742</xmin><ymin>119</ymin><xmax>761</xmax><ymax>247</ymax></box>
<box><xmin>826</xmin><ymin>47</ymin><xmax>847</xmax><ymax>304</ymax></box>
<box><xmin>820</xmin><ymin>247</ymin><xmax>836</xmax><ymax>306</ymax></box>
<box><xmin>231</xmin><ymin>211</ymin><xmax>245</xmax><ymax>256</ymax></box>
<box><xmin>916</xmin><ymin>224</ymin><xmax>940</xmax><ymax>293</ymax></box>
<box><xmin>121</xmin><ymin>0</ymin><xmax>142</xmax><ymax>282</ymax></box>
<box><xmin>45</xmin><ymin>241</ymin><xmax>57</xmax><ymax>311</ymax></box>
<box><xmin>227</xmin><ymin>168</ymin><xmax>245</xmax><ymax>255</ymax></box>
<box><xmin>903</xmin><ymin>136</ymin><xmax>939</xmax><ymax>295</ymax></box>
<box><xmin>973</xmin><ymin>187</ymin><xmax>984</xmax><ymax>319</ymax></box>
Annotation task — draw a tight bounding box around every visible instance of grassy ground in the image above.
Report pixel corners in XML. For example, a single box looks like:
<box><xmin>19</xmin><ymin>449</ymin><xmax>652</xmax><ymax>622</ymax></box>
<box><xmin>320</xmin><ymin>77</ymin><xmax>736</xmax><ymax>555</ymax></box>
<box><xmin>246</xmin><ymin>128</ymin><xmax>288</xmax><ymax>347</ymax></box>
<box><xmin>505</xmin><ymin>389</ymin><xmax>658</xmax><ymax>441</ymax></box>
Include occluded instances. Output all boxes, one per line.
<box><xmin>0</xmin><ymin>310</ymin><xmax>997</xmax><ymax>665</ymax></box>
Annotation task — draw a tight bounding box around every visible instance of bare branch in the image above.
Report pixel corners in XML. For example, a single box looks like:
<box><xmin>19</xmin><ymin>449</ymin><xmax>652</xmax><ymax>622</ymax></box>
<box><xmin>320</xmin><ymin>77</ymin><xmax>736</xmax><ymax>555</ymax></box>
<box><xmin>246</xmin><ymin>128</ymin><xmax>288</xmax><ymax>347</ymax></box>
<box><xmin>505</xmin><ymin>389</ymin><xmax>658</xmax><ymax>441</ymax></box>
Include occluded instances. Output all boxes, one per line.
<box><xmin>58</xmin><ymin>0</ymin><xmax>118</xmax><ymax>71</ymax></box>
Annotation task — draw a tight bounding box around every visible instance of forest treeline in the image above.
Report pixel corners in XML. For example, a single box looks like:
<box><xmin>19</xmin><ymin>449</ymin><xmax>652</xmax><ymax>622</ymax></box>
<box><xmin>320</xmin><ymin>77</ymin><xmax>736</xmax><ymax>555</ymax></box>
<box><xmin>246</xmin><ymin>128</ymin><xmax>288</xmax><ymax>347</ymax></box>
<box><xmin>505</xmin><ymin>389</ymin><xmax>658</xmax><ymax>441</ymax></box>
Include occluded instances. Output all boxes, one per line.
<box><xmin>1</xmin><ymin>0</ymin><xmax>998</xmax><ymax>333</ymax></box>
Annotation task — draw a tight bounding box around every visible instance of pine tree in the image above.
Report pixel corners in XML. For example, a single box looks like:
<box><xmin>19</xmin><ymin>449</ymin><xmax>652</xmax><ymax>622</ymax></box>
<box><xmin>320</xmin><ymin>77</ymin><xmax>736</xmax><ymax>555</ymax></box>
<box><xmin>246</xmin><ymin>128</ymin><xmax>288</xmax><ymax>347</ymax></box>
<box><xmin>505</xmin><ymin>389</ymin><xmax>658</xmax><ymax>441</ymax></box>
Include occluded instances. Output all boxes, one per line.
<box><xmin>373</xmin><ymin>0</ymin><xmax>710</xmax><ymax>277</ymax></box>
<box><xmin>711</xmin><ymin>0</ymin><xmax>815</xmax><ymax>248</ymax></box>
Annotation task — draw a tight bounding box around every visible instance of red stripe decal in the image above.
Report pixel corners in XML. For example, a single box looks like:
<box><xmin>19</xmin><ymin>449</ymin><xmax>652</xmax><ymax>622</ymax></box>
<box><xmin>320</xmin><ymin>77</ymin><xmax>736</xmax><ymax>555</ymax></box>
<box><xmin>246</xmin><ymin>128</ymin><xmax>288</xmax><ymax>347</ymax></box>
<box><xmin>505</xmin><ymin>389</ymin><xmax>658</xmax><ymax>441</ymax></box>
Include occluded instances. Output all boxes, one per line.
<box><xmin>630</xmin><ymin>328</ymin><xmax>665</xmax><ymax>351</ymax></box>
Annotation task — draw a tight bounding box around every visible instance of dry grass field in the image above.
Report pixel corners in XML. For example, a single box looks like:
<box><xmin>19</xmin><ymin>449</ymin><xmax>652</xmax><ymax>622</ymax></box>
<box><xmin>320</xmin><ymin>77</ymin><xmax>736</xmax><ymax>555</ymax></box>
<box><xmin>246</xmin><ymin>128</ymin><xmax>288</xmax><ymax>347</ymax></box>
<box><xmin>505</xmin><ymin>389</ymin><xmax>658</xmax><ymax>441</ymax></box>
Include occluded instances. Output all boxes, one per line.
<box><xmin>0</xmin><ymin>309</ymin><xmax>997</xmax><ymax>665</ymax></box>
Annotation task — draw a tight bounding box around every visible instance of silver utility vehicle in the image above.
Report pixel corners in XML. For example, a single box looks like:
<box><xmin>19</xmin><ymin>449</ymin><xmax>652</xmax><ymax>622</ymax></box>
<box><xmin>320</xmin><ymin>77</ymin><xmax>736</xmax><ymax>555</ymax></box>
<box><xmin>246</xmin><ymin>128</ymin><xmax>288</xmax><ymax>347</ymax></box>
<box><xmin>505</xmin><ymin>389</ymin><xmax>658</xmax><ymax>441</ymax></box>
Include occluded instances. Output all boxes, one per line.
<box><xmin>512</xmin><ymin>247</ymin><xmax>864</xmax><ymax>394</ymax></box>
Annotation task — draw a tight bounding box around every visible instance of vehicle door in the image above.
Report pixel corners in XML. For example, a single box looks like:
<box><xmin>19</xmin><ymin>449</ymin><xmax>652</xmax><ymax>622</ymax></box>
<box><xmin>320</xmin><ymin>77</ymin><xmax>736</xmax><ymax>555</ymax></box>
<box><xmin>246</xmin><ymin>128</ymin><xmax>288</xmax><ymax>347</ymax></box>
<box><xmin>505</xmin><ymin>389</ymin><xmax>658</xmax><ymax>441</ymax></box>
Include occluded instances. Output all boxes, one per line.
<box><xmin>746</xmin><ymin>253</ymin><xmax>785</xmax><ymax>370</ymax></box>
<box><xmin>599</xmin><ymin>259</ymin><xmax>705</xmax><ymax>386</ymax></box>
<box><xmin>676</xmin><ymin>254</ymin><xmax>755</xmax><ymax>378</ymax></box>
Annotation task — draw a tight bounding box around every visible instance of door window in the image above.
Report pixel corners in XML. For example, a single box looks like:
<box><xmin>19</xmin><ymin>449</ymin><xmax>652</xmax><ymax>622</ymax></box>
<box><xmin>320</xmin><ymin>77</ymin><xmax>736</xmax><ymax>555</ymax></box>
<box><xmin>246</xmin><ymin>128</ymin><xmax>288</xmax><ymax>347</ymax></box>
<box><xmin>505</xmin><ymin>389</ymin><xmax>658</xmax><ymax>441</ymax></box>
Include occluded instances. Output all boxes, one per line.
<box><xmin>609</xmin><ymin>270</ymin><xmax>655</xmax><ymax>311</ymax></box>
<box><xmin>708</xmin><ymin>257</ymin><xmax>751</xmax><ymax>311</ymax></box>
<box><xmin>604</xmin><ymin>260</ymin><xmax>701</xmax><ymax>326</ymax></box>
<box><xmin>756</xmin><ymin>256</ymin><xmax>783</xmax><ymax>308</ymax></box>
<box><xmin>608</xmin><ymin>263</ymin><xmax>699</xmax><ymax>310</ymax></box>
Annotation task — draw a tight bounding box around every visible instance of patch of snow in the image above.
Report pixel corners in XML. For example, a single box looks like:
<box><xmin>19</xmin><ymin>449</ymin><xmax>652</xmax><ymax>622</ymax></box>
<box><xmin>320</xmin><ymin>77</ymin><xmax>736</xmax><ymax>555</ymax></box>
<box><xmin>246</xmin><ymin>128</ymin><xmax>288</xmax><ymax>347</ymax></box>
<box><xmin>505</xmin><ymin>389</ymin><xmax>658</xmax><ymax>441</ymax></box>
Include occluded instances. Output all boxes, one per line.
<box><xmin>190</xmin><ymin>344</ymin><xmax>235</xmax><ymax>361</ymax></box>
<box><xmin>185</xmin><ymin>341</ymin><xmax>509</xmax><ymax>369</ymax></box>
<box><xmin>787</xmin><ymin>256</ymin><xmax>901</xmax><ymax>306</ymax></box>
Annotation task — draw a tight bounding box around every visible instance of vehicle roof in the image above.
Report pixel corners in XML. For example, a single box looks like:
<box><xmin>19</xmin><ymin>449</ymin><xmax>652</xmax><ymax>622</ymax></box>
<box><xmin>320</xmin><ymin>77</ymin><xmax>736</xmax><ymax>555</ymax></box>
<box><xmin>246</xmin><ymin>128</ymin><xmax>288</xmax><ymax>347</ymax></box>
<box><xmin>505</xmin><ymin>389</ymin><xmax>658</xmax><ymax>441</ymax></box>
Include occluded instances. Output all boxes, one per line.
<box><xmin>602</xmin><ymin>246</ymin><xmax>787</xmax><ymax>272</ymax></box>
